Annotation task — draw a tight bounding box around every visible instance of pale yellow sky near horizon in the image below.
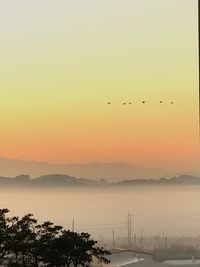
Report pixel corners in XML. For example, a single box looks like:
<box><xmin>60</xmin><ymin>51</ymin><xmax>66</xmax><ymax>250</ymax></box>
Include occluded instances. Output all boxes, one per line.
<box><xmin>0</xmin><ymin>0</ymin><xmax>199</xmax><ymax>173</ymax></box>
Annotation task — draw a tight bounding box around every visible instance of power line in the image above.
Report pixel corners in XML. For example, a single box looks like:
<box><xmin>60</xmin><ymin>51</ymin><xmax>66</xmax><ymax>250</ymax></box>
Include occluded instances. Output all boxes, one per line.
<box><xmin>75</xmin><ymin>226</ymin><xmax>126</xmax><ymax>231</ymax></box>
<box><xmin>76</xmin><ymin>222</ymin><xmax>126</xmax><ymax>227</ymax></box>
<box><xmin>63</xmin><ymin>212</ymin><xmax>200</xmax><ymax>233</ymax></box>
<box><xmin>134</xmin><ymin>214</ymin><xmax>200</xmax><ymax>219</ymax></box>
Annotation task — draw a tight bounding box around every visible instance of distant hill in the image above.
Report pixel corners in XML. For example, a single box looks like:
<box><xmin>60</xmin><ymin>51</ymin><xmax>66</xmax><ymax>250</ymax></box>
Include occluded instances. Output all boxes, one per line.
<box><xmin>116</xmin><ymin>175</ymin><xmax>200</xmax><ymax>186</ymax></box>
<box><xmin>0</xmin><ymin>174</ymin><xmax>199</xmax><ymax>187</ymax></box>
<box><xmin>0</xmin><ymin>157</ymin><xmax>191</xmax><ymax>181</ymax></box>
<box><xmin>0</xmin><ymin>174</ymin><xmax>98</xmax><ymax>187</ymax></box>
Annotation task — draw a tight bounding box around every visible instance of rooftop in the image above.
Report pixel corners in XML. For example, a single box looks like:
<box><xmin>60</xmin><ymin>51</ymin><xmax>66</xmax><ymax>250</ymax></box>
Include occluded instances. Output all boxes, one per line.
<box><xmin>164</xmin><ymin>259</ymin><xmax>200</xmax><ymax>266</ymax></box>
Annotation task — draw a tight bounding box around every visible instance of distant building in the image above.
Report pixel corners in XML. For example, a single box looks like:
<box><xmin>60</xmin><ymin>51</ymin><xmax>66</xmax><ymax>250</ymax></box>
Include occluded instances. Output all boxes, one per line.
<box><xmin>93</xmin><ymin>250</ymin><xmax>167</xmax><ymax>267</ymax></box>
<box><xmin>108</xmin><ymin>250</ymin><xmax>153</xmax><ymax>261</ymax></box>
<box><xmin>119</xmin><ymin>261</ymin><xmax>169</xmax><ymax>267</ymax></box>
<box><xmin>163</xmin><ymin>259</ymin><xmax>200</xmax><ymax>266</ymax></box>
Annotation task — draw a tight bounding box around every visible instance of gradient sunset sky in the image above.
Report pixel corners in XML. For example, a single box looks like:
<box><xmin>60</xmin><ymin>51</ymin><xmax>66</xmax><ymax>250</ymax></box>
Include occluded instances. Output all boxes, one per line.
<box><xmin>0</xmin><ymin>0</ymin><xmax>199</xmax><ymax>173</ymax></box>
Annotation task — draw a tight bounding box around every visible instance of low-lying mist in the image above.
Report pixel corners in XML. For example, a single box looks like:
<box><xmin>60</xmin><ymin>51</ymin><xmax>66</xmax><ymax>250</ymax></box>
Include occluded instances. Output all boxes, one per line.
<box><xmin>1</xmin><ymin>185</ymin><xmax>200</xmax><ymax>239</ymax></box>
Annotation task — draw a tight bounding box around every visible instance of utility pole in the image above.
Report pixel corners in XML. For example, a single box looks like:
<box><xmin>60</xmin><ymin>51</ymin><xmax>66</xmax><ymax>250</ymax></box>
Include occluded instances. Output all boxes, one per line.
<box><xmin>112</xmin><ymin>229</ymin><xmax>115</xmax><ymax>249</ymax></box>
<box><xmin>140</xmin><ymin>228</ymin><xmax>144</xmax><ymax>249</ymax></box>
<box><xmin>127</xmin><ymin>211</ymin><xmax>133</xmax><ymax>249</ymax></box>
<box><xmin>127</xmin><ymin>211</ymin><xmax>130</xmax><ymax>249</ymax></box>
<box><xmin>72</xmin><ymin>219</ymin><xmax>75</xmax><ymax>232</ymax></box>
<box><xmin>130</xmin><ymin>214</ymin><xmax>132</xmax><ymax>249</ymax></box>
<box><xmin>134</xmin><ymin>233</ymin><xmax>137</xmax><ymax>248</ymax></box>
<box><xmin>165</xmin><ymin>236</ymin><xmax>168</xmax><ymax>249</ymax></box>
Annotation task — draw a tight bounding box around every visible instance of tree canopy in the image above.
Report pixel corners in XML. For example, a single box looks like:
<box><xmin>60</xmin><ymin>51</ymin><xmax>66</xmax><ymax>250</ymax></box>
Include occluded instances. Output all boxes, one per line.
<box><xmin>0</xmin><ymin>209</ymin><xmax>110</xmax><ymax>267</ymax></box>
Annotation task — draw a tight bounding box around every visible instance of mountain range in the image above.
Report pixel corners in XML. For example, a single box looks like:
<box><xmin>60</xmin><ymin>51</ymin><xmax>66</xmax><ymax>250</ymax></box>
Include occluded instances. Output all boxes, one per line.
<box><xmin>0</xmin><ymin>157</ymin><xmax>197</xmax><ymax>181</ymax></box>
<box><xmin>0</xmin><ymin>174</ymin><xmax>199</xmax><ymax>187</ymax></box>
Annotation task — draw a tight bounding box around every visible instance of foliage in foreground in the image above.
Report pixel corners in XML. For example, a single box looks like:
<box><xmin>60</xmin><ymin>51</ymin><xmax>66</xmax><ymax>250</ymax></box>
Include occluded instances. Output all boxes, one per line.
<box><xmin>0</xmin><ymin>209</ymin><xmax>110</xmax><ymax>267</ymax></box>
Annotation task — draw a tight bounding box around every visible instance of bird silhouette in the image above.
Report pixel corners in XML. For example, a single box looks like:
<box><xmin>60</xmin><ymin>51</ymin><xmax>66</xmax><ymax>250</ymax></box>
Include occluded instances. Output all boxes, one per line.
<box><xmin>106</xmin><ymin>100</ymin><xmax>175</xmax><ymax>105</ymax></box>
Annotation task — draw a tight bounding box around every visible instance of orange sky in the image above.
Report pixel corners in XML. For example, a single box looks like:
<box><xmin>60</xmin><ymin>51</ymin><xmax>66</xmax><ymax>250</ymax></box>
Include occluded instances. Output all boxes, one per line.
<box><xmin>0</xmin><ymin>0</ymin><xmax>199</xmax><ymax>173</ymax></box>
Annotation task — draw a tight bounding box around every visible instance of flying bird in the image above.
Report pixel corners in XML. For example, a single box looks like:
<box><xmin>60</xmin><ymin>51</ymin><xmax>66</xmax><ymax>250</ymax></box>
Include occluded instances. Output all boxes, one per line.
<box><xmin>106</xmin><ymin>100</ymin><xmax>174</xmax><ymax>105</ymax></box>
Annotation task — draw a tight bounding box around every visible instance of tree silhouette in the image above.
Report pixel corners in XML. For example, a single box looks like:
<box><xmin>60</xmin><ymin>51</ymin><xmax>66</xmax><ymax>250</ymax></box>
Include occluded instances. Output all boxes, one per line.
<box><xmin>7</xmin><ymin>214</ymin><xmax>38</xmax><ymax>266</ymax></box>
<box><xmin>41</xmin><ymin>230</ymin><xmax>110</xmax><ymax>267</ymax></box>
<box><xmin>0</xmin><ymin>209</ymin><xmax>10</xmax><ymax>261</ymax></box>
<box><xmin>0</xmin><ymin>209</ymin><xmax>110</xmax><ymax>267</ymax></box>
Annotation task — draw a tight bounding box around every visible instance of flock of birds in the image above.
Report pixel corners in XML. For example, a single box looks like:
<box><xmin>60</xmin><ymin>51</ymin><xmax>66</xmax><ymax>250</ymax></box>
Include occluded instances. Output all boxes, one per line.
<box><xmin>107</xmin><ymin>101</ymin><xmax>174</xmax><ymax>105</ymax></box>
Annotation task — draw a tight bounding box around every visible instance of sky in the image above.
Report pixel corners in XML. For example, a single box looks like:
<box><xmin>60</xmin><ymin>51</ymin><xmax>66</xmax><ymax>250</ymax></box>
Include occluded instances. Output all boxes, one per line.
<box><xmin>0</xmin><ymin>0</ymin><xmax>199</xmax><ymax>173</ymax></box>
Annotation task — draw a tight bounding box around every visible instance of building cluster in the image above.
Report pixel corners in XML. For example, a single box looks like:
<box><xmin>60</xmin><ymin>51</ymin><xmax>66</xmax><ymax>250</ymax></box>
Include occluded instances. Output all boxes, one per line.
<box><xmin>94</xmin><ymin>250</ymin><xmax>200</xmax><ymax>267</ymax></box>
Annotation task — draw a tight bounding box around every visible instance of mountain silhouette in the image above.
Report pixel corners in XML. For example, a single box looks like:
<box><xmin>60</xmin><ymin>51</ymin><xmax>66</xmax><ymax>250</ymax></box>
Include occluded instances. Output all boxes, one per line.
<box><xmin>0</xmin><ymin>174</ymin><xmax>199</xmax><ymax>187</ymax></box>
<box><xmin>0</xmin><ymin>157</ymin><xmax>196</xmax><ymax>181</ymax></box>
